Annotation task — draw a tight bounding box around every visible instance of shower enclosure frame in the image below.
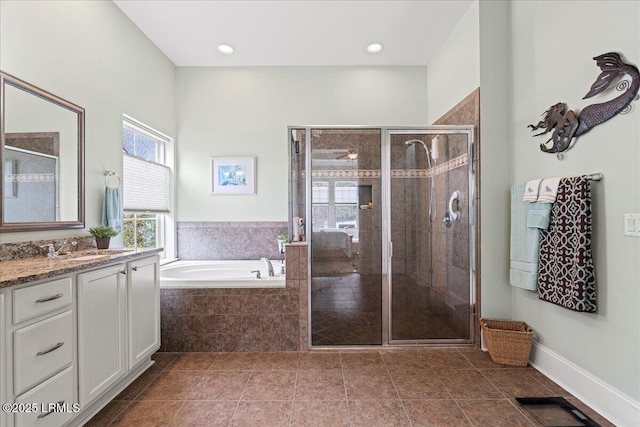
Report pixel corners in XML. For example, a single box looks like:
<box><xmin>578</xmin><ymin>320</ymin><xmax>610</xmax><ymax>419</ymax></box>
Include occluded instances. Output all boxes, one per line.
<box><xmin>289</xmin><ymin>125</ymin><xmax>477</xmax><ymax>348</ymax></box>
<box><xmin>385</xmin><ymin>126</ymin><xmax>476</xmax><ymax>346</ymax></box>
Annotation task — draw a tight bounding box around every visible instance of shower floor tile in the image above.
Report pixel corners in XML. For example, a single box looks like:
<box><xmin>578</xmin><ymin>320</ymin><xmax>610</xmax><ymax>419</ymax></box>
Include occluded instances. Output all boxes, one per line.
<box><xmin>310</xmin><ymin>273</ymin><xmax>469</xmax><ymax>345</ymax></box>
<box><xmin>86</xmin><ymin>349</ymin><xmax>615</xmax><ymax>427</ymax></box>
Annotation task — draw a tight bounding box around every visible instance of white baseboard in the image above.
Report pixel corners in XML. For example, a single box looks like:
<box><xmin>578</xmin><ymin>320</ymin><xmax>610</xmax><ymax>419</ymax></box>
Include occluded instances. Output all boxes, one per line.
<box><xmin>529</xmin><ymin>341</ymin><xmax>640</xmax><ymax>427</ymax></box>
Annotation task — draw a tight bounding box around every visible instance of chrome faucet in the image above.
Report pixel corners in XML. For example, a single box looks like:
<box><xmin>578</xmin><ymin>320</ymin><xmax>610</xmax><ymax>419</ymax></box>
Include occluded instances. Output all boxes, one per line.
<box><xmin>40</xmin><ymin>244</ymin><xmax>56</xmax><ymax>258</ymax></box>
<box><xmin>40</xmin><ymin>241</ymin><xmax>78</xmax><ymax>257</ymax></box>
<box><xmin>260</xmin><ymin>257</ymin><xmax>275</xmax><ymax>277</ymax></box>
<box><xmin>55</xmin><ymin>241</ymin><xmax>77</xmax><ymax>255</ymax></box>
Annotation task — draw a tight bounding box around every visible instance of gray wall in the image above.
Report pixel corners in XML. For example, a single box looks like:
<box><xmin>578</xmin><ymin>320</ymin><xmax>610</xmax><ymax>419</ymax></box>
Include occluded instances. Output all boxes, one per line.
<box><xmin>175</xmin><ymin>66</ymin><xmax>429</xmax><ymax>223</ymax></box>
<box><xmin>428</xmin><ymin>0</ymin><xmax>639</xmax><ymax>411</ymax></box>
<box><xmin>509</xmin><ymin>0</ymin><xmax>640</xmax><ymax>404</ymax></box>
<box><xmin>0</xmin><ymin>0</ymin><xmax>176</xmax><ymax>244</ymax></box>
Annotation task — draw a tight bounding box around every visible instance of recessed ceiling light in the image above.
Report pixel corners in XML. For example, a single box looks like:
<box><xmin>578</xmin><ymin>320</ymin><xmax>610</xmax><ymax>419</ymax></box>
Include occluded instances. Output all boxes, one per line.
<box><xmin>367</xmin><ymin>43</ymin><xmax>383</xmax><ymax>54</ymax></box>
<box><xmin>218</xmin><ymin>44</ymin><xmax>234</xmax><ymax>55</ymax></box>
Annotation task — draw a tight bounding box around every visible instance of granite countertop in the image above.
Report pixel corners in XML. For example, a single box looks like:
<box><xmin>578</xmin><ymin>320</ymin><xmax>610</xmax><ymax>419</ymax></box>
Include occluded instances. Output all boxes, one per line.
<box><xmin>0</xmin><ymin>248</ymin><xmax>162</xmax><ymax>289</ymax></box>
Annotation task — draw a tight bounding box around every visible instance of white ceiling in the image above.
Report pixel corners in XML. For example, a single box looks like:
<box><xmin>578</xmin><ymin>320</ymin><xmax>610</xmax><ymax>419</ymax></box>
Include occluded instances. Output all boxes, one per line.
<box><xmin>113</xmin><ymin>0</ymin><xmax>473</xmax><ymax>67</ymax></box>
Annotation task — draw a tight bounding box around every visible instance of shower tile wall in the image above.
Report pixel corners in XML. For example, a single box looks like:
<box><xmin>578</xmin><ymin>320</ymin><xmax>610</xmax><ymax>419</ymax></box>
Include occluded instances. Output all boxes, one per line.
<box><xmin>390</xmin><ymin>135</ymin><xmax>430</xmax><ymax>284</ymax></box>
<box><xmin>177</xmin><ymin>221</ymin><xmax>287</xmax><ymax>260</ymax></box>
<box><xmin>160</xmin><ymin>243</ymin><xmax>309</xmax><ymax>352</ymax></box>
<box><xmin>432</xmin><ymin>88</ymin><xmax>480</xmax><ymax>337</ymax></box>
<box><xmin>431</xmin><ymin>139</ymin><xmax>471</xmax><ymax>337</ymax></box>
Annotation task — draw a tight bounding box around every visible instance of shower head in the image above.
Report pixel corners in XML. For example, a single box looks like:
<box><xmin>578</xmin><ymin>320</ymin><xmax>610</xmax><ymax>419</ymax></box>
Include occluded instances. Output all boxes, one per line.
<box><xmin>405</xmin><ymin>139</ymin><xmax>430</xmax><ymax>154</ymax></box>
<box><xmin>405</xmin><ymin>138</ymin><xmax>437</xmax><ymax>221</ymax></box>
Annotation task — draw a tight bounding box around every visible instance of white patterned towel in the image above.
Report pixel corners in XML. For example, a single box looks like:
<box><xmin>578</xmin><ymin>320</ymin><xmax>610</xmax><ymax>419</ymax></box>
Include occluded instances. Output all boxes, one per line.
<box><xmin>523</xmin><ymin>179</ymin><xmax>542</xmax><ymax>202</ymax></box>
<box><xmin>537</xmin><ymin>177</ymin><xmax>562</xmax><ymax>203</ymax></box>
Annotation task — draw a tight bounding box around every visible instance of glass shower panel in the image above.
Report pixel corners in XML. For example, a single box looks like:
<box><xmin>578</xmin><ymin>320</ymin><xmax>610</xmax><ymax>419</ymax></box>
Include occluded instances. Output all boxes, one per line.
<box><xmin>289</xmin><ymin>128</ymin><xmax>306</xmax><ymax>240</ymax></box>
<box><xmin>309</xmin><ymin>129</ymin><xmax>382</xmax><ymax>346</ymax></box>
<box><xmin>389</xmin><ymin>132</ymin><xmax>471</xmax><ymax>342</ymax></box>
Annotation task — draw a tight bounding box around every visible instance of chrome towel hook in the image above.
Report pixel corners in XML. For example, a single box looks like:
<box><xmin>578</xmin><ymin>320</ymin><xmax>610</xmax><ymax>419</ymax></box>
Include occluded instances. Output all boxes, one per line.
<box><xmin>104</xmin><ymin>170</ymin><xmax>121</xmax><ymax>188</ymax></box>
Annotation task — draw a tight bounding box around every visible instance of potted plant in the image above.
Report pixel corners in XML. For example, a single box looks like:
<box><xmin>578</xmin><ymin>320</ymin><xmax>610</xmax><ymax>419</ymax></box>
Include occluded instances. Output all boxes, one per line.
<box><xmin>277</xmin><ymin>234</ymin><xmax>289</xmax><ymax>254</ymax></box>
<box><xmin>89</xmin><ymin>225</ymin><xmax>118</xmax><ymax>249</ymax></box>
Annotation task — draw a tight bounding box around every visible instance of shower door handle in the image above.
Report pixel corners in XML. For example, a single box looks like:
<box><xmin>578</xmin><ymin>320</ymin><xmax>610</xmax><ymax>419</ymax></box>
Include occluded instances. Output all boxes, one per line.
<box><xmin>389</xmin><ymin>241</ymin><xmax>393</xmax><ymax>258</ymax></box>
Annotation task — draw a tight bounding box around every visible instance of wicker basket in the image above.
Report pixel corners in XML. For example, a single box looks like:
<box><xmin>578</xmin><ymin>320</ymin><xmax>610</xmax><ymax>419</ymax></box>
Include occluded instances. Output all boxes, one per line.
<box><xmin>480</xmin><ymin>318</ymin><xmax>533</xmax><ymax>367</ymax></box>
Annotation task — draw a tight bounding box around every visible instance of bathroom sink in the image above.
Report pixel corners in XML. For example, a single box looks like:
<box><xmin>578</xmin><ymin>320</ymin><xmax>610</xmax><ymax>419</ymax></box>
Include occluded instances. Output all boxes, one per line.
<box><xmin>75</xmin><ymin>249</ymin><xmax>133</xmax><ymax>256</ymax></box>
<box><xmin>72</xmin><ymin>254</ymin><xmax>108</xmax><ymax>261</ymax></box>
<box><xmin>64</xmin><ymin>249</ymin><xmax>134</xmax><ymax>261</ymax></box>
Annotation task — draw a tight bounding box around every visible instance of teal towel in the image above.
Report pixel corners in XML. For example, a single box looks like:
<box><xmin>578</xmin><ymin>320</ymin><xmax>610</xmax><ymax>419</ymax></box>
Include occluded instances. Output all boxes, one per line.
<box><xmin>510</xmin><ymin>184</ymin><xmax>551</xmax><ymax>290</ymax></box>
<box><xmin>527</xmin><ymin>203</ymin><xmax>552</xmax><ymax>229</ymax></box>
<box><xmin>102</xmin><ymin>187</ymin><xmax>122</xmax><ymax>233</ymax></box>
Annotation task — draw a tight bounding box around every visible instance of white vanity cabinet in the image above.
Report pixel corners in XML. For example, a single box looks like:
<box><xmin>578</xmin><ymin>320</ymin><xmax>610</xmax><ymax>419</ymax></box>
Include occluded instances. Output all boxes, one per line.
<box><xmin>77</xmin><ymin>264</ymin><xmax>127</xmax><ymax>407</ymax></box>
<box><xmin>127</xmin><ymin>256</ymin><xmax>160</xmax><ymax>368</ymax></box>
<box><xmin>1</xmin><ymin>251</ymin><xmax>160</xmax><ymax>427</ymax></box>
<box><xmin>77</xmin><ymin>255</ymin><xmax>160</xmax><ymax>407</ymax></box>
<box><xmin>2</xmin><ymin>275</ymin><xmax>77</xmax><ymax>427</ymax></box>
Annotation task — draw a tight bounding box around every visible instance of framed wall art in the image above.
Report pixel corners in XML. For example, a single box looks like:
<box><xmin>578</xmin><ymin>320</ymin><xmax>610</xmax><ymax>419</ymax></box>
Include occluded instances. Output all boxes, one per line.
<box><xmin>210</xmin><ymin>157</ymin><xmax>256</xmax><ymax>195</ymax></box>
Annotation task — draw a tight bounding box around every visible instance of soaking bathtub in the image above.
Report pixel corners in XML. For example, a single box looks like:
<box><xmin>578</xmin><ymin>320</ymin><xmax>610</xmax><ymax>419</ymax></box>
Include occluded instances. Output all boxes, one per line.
<box><xmin>160</xmin><ymin>260</ymin><xmax>286</xmax><ymax>289</ymax></box>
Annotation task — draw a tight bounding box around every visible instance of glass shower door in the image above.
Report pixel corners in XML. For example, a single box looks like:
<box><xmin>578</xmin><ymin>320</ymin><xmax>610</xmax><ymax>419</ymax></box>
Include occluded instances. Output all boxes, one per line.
<box><xmin>308</xmin><ymin>128</ymin><xmax>383</xmax><ymax>346</ymax></box>
<box><xmin>388</xmin><ymin>129</ymin><xmax>474</xmax><ymax>343</ymax></box>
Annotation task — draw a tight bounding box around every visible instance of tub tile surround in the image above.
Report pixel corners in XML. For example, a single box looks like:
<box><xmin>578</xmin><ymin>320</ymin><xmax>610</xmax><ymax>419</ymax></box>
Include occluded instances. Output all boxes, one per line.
<box><xmin>86</xmin><ymin>349</ymin><xmax>615</xmax><ymax>427</ymax></box>
<box><xmin>160</xmin><ymin>243</ymin><xmax>308</xmax><ymax>352</ymax></box>
<box><xmin>177</xmin><ymin>221</ymin><xmax>288</xmax><ymax>260</ymax></box>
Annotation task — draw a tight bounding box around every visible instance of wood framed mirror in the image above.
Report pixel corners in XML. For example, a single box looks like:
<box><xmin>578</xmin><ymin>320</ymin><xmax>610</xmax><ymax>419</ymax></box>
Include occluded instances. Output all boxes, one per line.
<box><xmin>0</xmin><ymin>72</ymin><xmax>84</xmax><ymax>232</ymax></box>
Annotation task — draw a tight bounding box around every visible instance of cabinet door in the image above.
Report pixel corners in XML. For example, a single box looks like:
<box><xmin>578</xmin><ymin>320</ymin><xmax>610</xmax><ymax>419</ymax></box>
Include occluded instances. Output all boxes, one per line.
<box><xmin>127</xmin><ymin>256</ymin><xmax>160</xmax><ymax>368</ymax></box>
<box><xmin>77</xmin><ymin>264</ymin><xmax>126</xmax><ymax>407</ymax></box>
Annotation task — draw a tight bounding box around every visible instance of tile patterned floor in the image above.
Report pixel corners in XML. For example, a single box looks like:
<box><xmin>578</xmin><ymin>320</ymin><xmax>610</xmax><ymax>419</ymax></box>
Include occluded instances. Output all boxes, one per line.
<box><xmin>310</xmin><ymin>273</ymin><xmax>465</xmax><ymax>345</ymax></box>
<box><xmin>86</xmin><ymin>349</ymin><xmax>614</xmax><ymax>427</ymax></box>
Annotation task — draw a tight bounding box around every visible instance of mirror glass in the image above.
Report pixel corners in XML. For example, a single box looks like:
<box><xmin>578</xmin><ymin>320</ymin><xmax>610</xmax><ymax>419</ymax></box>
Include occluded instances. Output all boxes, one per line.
<box><xmin>1</xmin><ymin>72</ymin><xmax>84</xmax><ymax>231</ymax></box>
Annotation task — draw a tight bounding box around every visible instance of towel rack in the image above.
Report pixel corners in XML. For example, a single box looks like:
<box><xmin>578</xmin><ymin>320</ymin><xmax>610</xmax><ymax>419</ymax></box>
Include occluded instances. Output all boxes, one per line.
<box><xmin>104</xmin><ymin>170</ymin><xmax>121</xmax><ymax>188</ymax></box>
<box><xmin>585</xmin><ymin>173</ymin><xmax>604</xmax><ymax>181</ymax></box>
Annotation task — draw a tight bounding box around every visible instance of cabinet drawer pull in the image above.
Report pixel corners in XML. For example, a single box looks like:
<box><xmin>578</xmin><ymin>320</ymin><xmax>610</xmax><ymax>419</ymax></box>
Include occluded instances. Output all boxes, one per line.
<box><xmin>120</xmin><ymin>270</ymin><xmax>127</xmax><ymax>275</ymax></box>
<box><xmin>35</xmin><ymin>293</ymin><xmax>64</xmax><ymax>303</ymax></box>
<box><xmin>132</xmin><ymin>266</ymin><xmax>138</xmax><ymax>271</ymax></box>
<box><xmin>36</xmin><ymin>342</ymin><xmax>64</xmax><ymax>356</ymax></box>
<box><xmin>37</xmin><ymin>401</ymin><xmax>64</xmax><ymax>419</ymax></box>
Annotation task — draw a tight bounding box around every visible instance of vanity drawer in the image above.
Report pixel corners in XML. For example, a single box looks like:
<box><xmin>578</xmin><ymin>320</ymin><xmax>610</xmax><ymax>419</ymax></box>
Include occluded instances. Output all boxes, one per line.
<box><xmin>14</xmin><ymin>366</ymin><xmax>75</xmax><ymax>427</ymax></box>
<box><xmin>13</xmin><ymin>277</ymin><xmax>72</xmax><ymax>324</ymax></box>
<box><xmin>14</xmin><ymin>310</ymin><xmax>73</xmax><ymax>396</ymax></box>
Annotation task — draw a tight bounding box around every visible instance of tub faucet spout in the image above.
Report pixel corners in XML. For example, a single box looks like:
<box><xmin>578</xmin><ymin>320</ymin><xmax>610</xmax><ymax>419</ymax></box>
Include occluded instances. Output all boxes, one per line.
<box><xmin>260</xmin><ymin>258</ymin><xmax>275</xmax><ymax>277</ymax></box>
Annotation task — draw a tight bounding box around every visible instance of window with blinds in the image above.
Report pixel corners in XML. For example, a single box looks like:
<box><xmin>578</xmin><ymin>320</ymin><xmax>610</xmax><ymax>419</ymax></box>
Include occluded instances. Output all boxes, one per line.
<box><xmin>123</xmin><ymin>154</ymin><xmax>170</xmax><ymax>212</ymax></box>
<box><xmin>122</xmin><ymin>117</ymin><xmax>171</xmax><ymax>251</ymax></box>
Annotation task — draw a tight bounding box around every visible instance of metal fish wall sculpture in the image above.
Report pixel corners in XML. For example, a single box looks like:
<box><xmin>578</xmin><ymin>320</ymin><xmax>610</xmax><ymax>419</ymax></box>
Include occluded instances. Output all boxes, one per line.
<box><xmin>529</xmin><ymin>52</ymin><xmax>639</xmax><ymax>154</ymax></box>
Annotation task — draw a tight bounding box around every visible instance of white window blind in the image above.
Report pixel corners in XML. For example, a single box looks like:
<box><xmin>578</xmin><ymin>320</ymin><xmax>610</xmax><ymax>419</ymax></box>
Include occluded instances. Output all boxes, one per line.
<box><xmin>123</xmin><ymin>154</ymin><xmax>170</xmax><ymax>212</ymax></box>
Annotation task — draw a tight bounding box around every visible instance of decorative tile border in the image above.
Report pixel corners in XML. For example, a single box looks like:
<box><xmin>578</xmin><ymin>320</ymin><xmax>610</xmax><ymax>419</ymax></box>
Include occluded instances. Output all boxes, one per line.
<box><xmin>306</xmin><ymin>170</ymin><xmax>381</xmax><ymax>178</ymax></box>
<box><xmin>5</xmin><ymin>173</ymin><xmax>55</xmax><ymax>182</ymax></box>
<box><xmin>428</xmin><ymin>153</ymin><xmax>469</xmax><ymax>177</ymax></box>
<box><xmin>301</xmin><ymin>153</ymin><xmax>468</xmax><ymax>179</ymax></box>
